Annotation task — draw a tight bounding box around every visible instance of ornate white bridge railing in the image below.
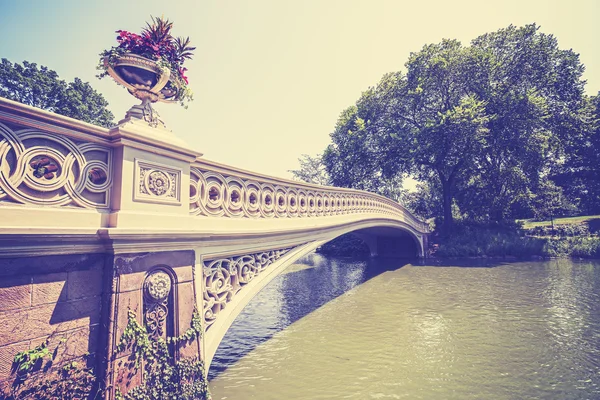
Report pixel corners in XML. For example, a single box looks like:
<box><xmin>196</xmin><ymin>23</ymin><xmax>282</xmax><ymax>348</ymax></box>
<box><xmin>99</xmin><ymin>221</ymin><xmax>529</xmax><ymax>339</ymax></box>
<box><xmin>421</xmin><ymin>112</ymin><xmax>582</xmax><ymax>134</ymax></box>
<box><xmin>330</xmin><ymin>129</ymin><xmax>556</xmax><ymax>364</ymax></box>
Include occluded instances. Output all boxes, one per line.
<box><xmin>202</xmin><ymin>248</ymin><xmax>292</xmax><ymax>330</ymax></box>
<box><xmin>190</xmin><ymin>159</ymin><xmax>428</xmax><ymax>232</ymax></box>
<box><xmin>0</xmin><ymin>120</ymin><xmax>113</xmax><ymax>209</ymax></box>
<box><xmin>0</xmin><ymin>97</ymin><xmax>427</xmax><ymax>234</ymax></box>
<box><xmin>188</xmin><ymin>160</ymin><xmax>429</xmax><ymax>334</ymax></box>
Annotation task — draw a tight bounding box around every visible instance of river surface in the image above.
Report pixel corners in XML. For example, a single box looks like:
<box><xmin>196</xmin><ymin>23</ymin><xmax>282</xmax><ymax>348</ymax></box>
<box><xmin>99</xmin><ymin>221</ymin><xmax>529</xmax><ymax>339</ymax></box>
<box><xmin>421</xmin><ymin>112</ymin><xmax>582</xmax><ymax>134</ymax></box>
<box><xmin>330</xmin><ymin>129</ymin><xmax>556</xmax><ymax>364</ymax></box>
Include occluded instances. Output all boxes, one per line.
<box><xmin>208</xmin><ymin>254</ymin><xmax>600</xmax><ymax>399</ymax></box>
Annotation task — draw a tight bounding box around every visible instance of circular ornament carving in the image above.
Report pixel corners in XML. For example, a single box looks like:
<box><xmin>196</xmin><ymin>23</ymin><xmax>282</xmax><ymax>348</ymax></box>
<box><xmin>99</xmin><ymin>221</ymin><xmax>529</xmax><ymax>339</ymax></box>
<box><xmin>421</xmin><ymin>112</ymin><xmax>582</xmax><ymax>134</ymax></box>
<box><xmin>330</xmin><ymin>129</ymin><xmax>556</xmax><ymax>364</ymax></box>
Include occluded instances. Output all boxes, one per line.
<box><xmin>88</xmin><ymin>167</ymin><xmax>107</xmax><ymax>185</ymax></box>
<box><xmin>148</xmin><ymin>170</ymin><xmax>170</xmax><ymax>196</ymax></box>
<box><xmin>145</xmin><ymin>271</ymin><xmax>172</xmax><ymax>300</ymax></box>
<box><xmin>29</xmin><ymin>155</ymin><xmax>60</xmax><ymax>180</ymax></box>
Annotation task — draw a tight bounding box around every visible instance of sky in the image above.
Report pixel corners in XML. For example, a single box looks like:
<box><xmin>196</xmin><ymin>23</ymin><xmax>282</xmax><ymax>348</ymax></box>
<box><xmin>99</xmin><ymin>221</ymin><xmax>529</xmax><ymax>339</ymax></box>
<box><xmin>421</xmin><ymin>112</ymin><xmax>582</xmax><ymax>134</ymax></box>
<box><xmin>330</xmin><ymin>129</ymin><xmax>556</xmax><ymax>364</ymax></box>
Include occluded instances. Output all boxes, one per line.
<box><xmin>1</xmin><ymin>0</ymin><xmax>599</xmax><ymax>180</ymax></box>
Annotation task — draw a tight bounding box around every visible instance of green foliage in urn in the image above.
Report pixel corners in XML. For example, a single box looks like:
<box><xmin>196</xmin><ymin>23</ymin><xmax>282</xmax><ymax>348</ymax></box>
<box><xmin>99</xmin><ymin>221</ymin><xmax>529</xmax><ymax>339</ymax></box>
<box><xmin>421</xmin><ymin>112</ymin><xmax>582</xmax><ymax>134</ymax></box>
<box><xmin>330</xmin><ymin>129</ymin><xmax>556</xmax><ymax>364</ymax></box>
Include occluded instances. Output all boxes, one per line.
<box><xmin>0</xmin><ymin>58</ymin><xmax>115</xmax><ymax>127</ymax></box>
<box><xmin>114</xmin><ymin>308</ymin><xmax>210</xmax><ymax>400</ymax></box>
<box><xmin>98</xmin><ymin>16</ymin><xmax>195</xmax><ymax>106</ymax></box>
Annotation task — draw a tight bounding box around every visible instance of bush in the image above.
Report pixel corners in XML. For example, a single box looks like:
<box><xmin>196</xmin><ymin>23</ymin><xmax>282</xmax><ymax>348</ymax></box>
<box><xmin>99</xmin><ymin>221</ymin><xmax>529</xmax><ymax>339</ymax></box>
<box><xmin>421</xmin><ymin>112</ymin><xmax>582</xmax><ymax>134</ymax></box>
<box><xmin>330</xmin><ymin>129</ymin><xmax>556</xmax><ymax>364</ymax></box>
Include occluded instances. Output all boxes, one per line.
<box><xmin>433</xmin><ymin>220</ymin><xmax>600</xmax><ymax>259</ymax></box>
<box><xmin>434</xmin><ymin>221</ymin><xmax>539</xmax><ymax>258</ymax></box>
<box><xmin>317</xmin><ymin>233</ymin><xmax>370</xmax><ymax>257</ymax></box>
<box><xmin>542</xmin><ymin>237</ymin><xmax>600</xmax><ymax>258</ymax></box>
<box><xmin>526</xmin><ymin>223</ymin><xmax>590</xmax><ymax>237</ymax></box>
<box><xmin>435</xmin><ymin>229</ymin><xmax>545</xmax><ymax>258</ymax></box>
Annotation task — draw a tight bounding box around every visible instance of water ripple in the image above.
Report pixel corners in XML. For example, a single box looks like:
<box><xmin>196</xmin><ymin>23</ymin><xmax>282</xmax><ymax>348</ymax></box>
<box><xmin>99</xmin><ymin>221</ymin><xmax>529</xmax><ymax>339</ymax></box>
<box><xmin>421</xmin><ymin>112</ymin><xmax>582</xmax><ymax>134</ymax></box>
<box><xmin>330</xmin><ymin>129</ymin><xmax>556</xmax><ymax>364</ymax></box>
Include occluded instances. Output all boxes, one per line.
<box><xmin>210</xmin><ymin>257</ymin><xmax>600</xmax><ymax>400</ymax></box>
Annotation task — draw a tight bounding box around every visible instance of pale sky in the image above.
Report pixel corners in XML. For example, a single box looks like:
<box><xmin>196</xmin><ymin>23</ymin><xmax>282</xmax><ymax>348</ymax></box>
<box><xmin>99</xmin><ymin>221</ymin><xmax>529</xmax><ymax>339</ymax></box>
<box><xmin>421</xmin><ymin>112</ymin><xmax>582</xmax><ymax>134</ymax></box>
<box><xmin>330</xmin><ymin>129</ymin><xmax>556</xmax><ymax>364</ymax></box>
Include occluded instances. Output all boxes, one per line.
<box><xmin>1</xmin><ymin>0</ymin><xmax>598</xmax><ymax>180</ymax></box>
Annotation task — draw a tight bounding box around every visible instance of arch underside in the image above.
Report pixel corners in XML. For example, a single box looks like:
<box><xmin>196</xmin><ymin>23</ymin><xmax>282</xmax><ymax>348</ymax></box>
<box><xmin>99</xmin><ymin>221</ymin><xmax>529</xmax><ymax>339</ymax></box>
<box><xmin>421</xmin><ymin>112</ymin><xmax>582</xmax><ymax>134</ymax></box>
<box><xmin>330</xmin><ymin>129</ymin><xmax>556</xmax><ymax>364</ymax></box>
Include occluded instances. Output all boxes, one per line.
<box><xmin>202</xmin><ymin>217</ymin><xmax>425</xmax><ymax>370</ymax></box>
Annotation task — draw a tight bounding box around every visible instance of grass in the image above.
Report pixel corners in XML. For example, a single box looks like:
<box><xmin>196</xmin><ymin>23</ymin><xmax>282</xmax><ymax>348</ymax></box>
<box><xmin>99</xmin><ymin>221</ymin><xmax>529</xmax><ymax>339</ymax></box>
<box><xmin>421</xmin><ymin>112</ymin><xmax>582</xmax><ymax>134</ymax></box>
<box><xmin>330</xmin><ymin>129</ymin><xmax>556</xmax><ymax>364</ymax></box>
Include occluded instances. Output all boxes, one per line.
<box><xmin>432</xmin><ymin>219</ymin><xmax>600</xmax><ymax>259</ymax></box>
<box><xmin>434</xmin><ymin>225</ymin><xmax>545</xmax><ymax>258</ymax></box>
<box><xmin>519</xmin><ymin>215</ymin><xmax>600</xmax><ymax>229</ymax></box>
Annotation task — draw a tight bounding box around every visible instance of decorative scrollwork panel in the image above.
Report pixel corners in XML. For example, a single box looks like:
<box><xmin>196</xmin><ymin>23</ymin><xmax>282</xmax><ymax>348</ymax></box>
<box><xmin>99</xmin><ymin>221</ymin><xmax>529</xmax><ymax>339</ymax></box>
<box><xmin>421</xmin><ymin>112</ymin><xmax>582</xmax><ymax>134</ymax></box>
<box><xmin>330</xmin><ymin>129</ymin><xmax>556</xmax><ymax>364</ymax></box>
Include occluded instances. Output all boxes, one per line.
<box><xmin>0</xmin><ymin>123</ymin><xmax>112</xmax><ymax>208</ymax></box>
<box><xmin>203</xmin><ymin>248</ymin><xmax>291</xmax><ymax>330</ymax></box>
<box><xmin>144</xmin><ymin>270</ymin><xmax>173</xmax><ymax>339</ymax></box>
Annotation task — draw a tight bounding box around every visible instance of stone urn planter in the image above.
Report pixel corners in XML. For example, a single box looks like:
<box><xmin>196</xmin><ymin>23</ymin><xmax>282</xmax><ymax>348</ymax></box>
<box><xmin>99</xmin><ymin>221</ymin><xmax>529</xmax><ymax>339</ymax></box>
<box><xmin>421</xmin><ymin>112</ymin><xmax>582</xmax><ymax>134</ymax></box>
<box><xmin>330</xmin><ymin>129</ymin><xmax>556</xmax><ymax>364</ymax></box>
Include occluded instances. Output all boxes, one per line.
<box><xmin>104</xmin><ymin>54</ymin><xmax>183</xmax><ymax>127</ymax></box>
<box><xmin>104</xmin><ymin>54</ymin><xmax>181</xmax><ymax>104</ymax></box>
<box><xmin>98</xmin><ymin>16</ymin><xmax>195</xmax><ymax>127</ymax></box>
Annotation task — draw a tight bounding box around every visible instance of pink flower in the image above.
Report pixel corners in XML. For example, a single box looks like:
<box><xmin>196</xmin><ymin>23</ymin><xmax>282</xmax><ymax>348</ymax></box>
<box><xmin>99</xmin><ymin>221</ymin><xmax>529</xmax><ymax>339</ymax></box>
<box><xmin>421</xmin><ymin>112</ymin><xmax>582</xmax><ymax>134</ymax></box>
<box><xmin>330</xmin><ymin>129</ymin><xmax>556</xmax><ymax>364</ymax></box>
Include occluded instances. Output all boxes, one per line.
<box><xmin>179</xmin><ymin>67</ymin><xmax>189</xmax><ymax>84</ymax></box>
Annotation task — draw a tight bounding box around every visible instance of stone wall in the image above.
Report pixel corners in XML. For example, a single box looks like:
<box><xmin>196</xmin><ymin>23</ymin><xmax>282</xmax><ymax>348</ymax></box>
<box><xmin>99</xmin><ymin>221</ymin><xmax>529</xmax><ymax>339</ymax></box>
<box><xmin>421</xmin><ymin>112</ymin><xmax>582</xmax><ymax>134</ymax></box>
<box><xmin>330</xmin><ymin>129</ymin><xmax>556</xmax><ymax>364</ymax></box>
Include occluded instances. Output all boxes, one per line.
<box><xmin>0</xmin><ymin>253</ymin><xmax>106</xmax><ymax>386</ymax></box>
<box><xmin>105</xmin><ymin>250</ymin><xmax>200</xmax><ymax>398</ymax></box>
<box><xmin>0</xmin><ymin>250</ymin><xmax>202</xmax><ymax>398</ymax></box>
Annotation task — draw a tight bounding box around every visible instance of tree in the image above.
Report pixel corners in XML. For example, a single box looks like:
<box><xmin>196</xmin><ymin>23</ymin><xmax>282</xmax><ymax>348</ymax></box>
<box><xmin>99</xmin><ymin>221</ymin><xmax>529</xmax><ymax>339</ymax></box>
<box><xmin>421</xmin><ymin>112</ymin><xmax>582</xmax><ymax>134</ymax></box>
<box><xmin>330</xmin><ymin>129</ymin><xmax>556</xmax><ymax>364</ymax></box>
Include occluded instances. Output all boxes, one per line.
<box><xmin>463</xmin><ymin>24</ymin><xmax>587</xmax><ymax>221</ymax></box>
<box><xmin>402</xmin><ymin>182</ymin><xmax>443</xmax><ymax>220</ymax></box>
<box><xmin>0</xmin><ymin>59</ymin><xmax>114</xmax><ymax>127</ymax></box>
<box><xmin>552</xmin><ymin>93</ymin><xmax>600</xmax><ymax>214</ymax></box>
<box><xmin>323</xmin><ymin>24</ymin><xmax>589</xmax><ymax>229</ymax></box>
<box><xmin>289</xmin><ymin>154</ymin><xmax>330</xmax><ymax>185</ymax></box>
<box><xmin>531</xmin><ymin>179</ymin><xmax>567</xmax><ymax>231</ymax></box>
<box><xmin>322</xmin><ymin>82</ymin><xmax>410</xmax><ymax>202</ymax></box>
<box><xmin>325</xmin><ymin>40</ymin><xmax>489</xmax><ymax>230</ymax></box>
<box><xmin>388</xmin><ymin>41</ymin><xmax>490</xmax><ymax>229</ymax></box>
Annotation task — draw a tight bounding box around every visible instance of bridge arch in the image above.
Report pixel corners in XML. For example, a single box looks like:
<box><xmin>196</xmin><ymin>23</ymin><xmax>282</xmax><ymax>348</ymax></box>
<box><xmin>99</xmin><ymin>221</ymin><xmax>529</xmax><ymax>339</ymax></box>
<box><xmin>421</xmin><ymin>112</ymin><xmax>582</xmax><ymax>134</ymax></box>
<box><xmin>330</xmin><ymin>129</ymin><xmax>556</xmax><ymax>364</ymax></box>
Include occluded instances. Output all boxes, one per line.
<box><xmin>200</xmin><ymin>217</ymin><xmax>426</xmax><ymax>370</ymax></box>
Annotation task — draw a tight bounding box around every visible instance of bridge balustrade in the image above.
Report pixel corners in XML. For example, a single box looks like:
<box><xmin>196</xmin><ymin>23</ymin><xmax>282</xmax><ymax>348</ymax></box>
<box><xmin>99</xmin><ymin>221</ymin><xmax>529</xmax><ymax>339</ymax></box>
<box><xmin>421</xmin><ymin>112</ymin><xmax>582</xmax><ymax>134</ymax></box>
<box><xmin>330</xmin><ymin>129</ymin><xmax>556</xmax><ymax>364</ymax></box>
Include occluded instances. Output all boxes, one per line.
<box><xmin>190</xmin><ymin>159</ymin><xmax>428</xmax><ymax>231</ymax></box>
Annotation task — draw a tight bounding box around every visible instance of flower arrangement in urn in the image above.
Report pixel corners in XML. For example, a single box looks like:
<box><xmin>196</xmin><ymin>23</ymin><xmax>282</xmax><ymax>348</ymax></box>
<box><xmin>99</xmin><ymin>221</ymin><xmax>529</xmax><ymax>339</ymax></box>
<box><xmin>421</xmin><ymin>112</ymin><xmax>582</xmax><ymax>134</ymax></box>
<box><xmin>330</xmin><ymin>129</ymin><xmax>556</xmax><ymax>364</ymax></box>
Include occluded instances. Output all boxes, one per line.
<box><xmin>98</xmin><ymin>16</ymin><xmax>195</xmax><ymax>112</ymax></box>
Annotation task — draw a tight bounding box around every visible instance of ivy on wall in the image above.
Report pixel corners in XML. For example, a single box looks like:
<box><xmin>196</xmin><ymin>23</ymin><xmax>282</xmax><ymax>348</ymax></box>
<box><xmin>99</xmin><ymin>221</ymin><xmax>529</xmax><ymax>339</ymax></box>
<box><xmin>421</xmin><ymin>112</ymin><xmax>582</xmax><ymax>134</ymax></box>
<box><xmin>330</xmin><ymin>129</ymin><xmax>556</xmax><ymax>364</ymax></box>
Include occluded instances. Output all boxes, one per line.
<box><xmin>114</xmin><ymin>308</ymin><xmax>211</xmax><ymax>400</ymax></box>
<box><xmin>2</xmin><ymin>307</ymin><xmax>210</xmax><ymax>400</ymax></box>
<box><xmin>2</xmin><ymin>338</ymin><xmax>99</xmax><ymax>399</ymax></box>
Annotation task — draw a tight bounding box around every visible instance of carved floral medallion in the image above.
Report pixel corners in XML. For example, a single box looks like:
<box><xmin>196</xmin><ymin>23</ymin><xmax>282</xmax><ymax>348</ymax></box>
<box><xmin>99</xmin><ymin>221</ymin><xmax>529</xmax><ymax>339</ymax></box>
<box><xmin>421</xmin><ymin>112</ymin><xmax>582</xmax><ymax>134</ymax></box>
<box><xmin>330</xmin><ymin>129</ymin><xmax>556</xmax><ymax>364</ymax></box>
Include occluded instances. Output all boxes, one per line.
<box><xmin>134</xmin><ymin>159</ymin><xmax>182</xmax><ymax>205</ymax></box>
<box><xmin>145</xmin><ymin>270</ymin><xmax>172</xmax><ymax>300</ymax></box>
<box><xmin>148</xmin><ymin>171</ymin><xmax>170</xmax><ymax>196</ymax></box>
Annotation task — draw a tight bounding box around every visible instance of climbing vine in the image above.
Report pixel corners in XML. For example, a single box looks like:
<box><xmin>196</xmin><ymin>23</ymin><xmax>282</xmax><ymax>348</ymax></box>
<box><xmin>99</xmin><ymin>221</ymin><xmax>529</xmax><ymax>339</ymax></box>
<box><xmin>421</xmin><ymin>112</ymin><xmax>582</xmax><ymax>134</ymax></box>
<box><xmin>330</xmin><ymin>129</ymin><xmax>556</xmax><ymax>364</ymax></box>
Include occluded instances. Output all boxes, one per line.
<box><xmin>114</xmin><ymin>307</ymin><xmax>211</xmax><ymax>400</ymax></box>
<box><xmin>1</xmin><ymin>308</ymin><xmax>208</xmax><ymax>400</ymax></box>
<box><xmin>2</xmin><ymin>338</ymin><xmax>99</xmax><ymax>399</ymax></box>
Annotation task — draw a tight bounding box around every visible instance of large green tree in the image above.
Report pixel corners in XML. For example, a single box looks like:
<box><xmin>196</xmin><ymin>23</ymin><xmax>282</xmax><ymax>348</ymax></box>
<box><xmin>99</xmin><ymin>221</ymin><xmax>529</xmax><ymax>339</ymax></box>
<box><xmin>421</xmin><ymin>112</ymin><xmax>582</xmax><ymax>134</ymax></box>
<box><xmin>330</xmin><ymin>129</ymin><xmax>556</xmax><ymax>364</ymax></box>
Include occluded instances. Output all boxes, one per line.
<box><xmin>325</xmin><ymin>40</ymin><xmax>489</xmax><ymax>229</ymax></box>
<box><xmin>0</xmin><ymin>59</ymin><xmax>114</xmax><ymax>127</ymax></box>
<box><xmin>323</xmin><ymin>79</ymin><xmax>412</xmax><ymax>203</ymax></box>
<box><xmin>552</xmin><ymin>93</ymin><xmax>600</xmax><ymax>214</ymax></box>
<box><xmin>323</xmin><ymin>24</ymin><xmax>589</xmax><ymax>229</ymax></box>
<box><xmin>462</xmin><ymin>24</ymin><xmax>587</xmax><ymax>221</ymax></box>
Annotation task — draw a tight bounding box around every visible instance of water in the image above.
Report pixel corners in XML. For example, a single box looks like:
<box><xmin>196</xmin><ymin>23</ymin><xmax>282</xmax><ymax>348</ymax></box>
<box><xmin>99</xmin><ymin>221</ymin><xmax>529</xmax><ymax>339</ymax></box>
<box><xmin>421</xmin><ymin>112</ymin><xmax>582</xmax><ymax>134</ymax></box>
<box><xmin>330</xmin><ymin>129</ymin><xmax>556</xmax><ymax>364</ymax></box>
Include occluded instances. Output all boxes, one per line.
<box><xmin>208</xmin><ymin>254</ymin><xmax>600</xmax><ymax>399</ymax></box>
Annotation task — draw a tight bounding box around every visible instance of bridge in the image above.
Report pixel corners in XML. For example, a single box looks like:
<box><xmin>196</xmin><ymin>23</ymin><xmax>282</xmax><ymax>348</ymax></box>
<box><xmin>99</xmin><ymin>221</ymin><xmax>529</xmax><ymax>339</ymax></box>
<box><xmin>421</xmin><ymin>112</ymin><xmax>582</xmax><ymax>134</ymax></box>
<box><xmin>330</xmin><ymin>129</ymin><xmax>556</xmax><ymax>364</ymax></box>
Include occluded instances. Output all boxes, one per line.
<box><xmin>0</xmin><ymin>97</ymin><xmax>428</xmax><ymax>398</ymax></box>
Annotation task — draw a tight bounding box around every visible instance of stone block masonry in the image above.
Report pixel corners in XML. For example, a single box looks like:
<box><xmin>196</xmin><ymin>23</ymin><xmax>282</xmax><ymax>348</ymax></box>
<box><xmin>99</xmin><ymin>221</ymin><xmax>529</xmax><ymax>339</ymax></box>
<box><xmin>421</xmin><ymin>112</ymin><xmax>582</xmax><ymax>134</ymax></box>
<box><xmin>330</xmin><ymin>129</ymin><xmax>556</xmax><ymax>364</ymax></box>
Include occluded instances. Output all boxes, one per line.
<box><xmin>0</xmin><ymin>253</ymin><xmax>105</xmax><ymax>384</ymax></box>
<box><xmin>105</xmin><ymin>250</ymin><xmax>199</xmax><ymax>397</ymax></box>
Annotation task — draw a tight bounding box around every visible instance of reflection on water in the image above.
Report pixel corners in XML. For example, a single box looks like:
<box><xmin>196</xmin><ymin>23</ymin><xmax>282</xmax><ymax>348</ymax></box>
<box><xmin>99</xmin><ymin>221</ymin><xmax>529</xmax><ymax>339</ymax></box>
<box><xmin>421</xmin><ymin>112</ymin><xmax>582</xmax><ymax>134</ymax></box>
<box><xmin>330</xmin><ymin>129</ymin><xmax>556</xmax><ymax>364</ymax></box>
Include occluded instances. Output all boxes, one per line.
<box><xmin>209</xmin><ymin>255</ymin><xmax>600</xmax><ymax>399</ymax></box>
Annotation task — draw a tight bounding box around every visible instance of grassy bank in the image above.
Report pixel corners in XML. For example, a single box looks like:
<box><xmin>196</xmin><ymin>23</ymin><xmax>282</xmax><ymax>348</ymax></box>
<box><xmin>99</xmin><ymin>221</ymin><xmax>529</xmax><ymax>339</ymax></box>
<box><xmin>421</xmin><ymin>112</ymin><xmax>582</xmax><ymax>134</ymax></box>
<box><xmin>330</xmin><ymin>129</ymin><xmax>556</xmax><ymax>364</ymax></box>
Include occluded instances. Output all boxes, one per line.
<box><xmin>316</xmin><ymin>217</ymin><xmax>600</xmax><ymax>260</ymax></box>
<box><xmin>432</xmin><ymin>219</ymin><xmax>600</xmax><ymax>259</ymax></box>
<box><xmin>519</xmin><ymin>215</ymin><xmax>600</xmax><ymax>229</ymax></box>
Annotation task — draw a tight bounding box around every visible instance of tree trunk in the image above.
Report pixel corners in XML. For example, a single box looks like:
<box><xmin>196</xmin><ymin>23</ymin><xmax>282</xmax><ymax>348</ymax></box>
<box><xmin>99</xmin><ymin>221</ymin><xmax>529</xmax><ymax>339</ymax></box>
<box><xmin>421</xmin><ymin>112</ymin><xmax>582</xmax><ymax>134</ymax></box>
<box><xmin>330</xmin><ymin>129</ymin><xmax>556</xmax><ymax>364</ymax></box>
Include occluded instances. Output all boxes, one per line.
<box><xmin>441</xmin><ymin>180</ymin><xmax>453</xmax><ymax>232</ymax></box>
<box><xmin>490</xmin><ymin>207</ymin><xmax>504</xmax><ymax>223</ymax></box>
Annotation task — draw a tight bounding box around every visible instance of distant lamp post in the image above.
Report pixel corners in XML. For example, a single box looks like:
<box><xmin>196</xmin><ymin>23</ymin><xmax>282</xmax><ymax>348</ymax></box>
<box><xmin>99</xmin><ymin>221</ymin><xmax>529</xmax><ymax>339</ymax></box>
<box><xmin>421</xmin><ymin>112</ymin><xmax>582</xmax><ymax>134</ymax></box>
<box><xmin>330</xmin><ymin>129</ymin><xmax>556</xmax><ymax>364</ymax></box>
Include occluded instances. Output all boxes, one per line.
<box><xmin>98</xmin><ymin>16</ymin><xmax>194</xmax><ymax>127</ymax></box>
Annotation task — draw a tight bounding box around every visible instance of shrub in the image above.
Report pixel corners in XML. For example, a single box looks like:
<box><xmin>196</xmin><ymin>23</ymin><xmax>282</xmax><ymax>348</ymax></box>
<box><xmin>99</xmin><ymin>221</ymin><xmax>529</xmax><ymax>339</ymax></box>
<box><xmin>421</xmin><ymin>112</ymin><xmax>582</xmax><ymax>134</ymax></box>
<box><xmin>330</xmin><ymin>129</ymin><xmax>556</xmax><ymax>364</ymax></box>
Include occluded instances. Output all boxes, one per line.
<box><xmin>317</xmin><ymin>233</ymin><xmax>370</xmax><ymax>257</ymax></box>
<box><xmin>525</xmin><ymin>223</ymin><xmax>590</xmax><ymax>237</ymax></box>
<box><xmin>542</xmin><ymin>237</ymin><xmax>600</xmax><ymax>258</ymax></box>
<box><xmin>433</xmin><ymin>220</ymin><xmax>600</xmax><ymax>259</ymax></box>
